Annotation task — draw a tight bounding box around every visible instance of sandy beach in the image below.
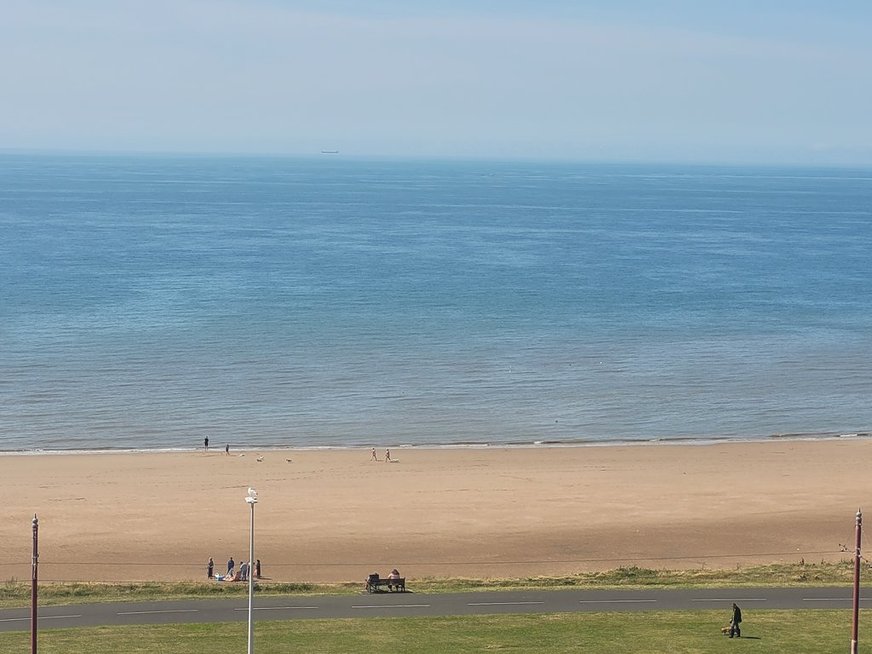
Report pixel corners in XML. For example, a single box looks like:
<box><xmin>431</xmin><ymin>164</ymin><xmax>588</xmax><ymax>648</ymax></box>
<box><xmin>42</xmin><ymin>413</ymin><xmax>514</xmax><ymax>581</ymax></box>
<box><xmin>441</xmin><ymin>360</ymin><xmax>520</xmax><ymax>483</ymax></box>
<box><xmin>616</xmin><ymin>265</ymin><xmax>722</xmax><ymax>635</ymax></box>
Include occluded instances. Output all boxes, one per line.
<box><xmin>1</xmin><ymin>439</ymin><xmax>870</xmax><ymax>584</ymax></box>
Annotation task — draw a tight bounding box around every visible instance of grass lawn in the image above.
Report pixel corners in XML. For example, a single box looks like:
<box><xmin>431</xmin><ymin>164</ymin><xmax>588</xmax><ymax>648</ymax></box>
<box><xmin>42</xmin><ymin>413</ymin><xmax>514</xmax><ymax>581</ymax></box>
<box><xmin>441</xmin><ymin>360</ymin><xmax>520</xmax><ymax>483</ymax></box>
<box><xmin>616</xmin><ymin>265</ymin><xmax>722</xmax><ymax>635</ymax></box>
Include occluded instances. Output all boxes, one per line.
<box><xmin>2</xmin><ymin>561</ymin><xmax>868</xmax><ymax>608</ymax></box>
<box><xmin>0</xmin><ymin>610</ymin><xmax>865</xmax><ymax>653</ymax></box>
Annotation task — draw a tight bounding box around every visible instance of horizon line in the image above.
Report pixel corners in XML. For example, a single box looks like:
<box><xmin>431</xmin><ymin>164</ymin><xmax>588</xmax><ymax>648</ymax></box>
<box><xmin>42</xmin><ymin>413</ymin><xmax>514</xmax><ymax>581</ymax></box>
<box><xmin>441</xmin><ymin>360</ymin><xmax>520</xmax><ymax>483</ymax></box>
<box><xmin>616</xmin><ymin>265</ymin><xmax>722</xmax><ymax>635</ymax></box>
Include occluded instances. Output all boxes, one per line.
<box><xmin>2</xmin><ymin>147</ymin><xmax>872</xmax><ymax>170</ymax></box>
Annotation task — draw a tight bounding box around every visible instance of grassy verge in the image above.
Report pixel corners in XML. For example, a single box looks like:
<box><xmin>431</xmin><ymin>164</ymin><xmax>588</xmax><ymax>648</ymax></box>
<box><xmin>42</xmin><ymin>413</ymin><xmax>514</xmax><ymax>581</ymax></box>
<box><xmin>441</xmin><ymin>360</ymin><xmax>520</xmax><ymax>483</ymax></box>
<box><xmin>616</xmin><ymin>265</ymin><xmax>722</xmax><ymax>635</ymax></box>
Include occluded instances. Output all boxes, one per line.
<box><xmin>415</xmin><ymin>560</ymin><xmax>868</xmax><ymax>593</ymax></box>
<box><xmin>2</xmin><ymin>561</ymin><xmax>868</xmax><ymax>608</ymax></box>
<box><xmin>0</xmin><ymin>610</ymin><xmax>865</xmax><ymax>653</ymax></box>
<box><xmin>0</xmin><ymin>581</ymin><xmax>342</xmax><ymax>608</ymax></box>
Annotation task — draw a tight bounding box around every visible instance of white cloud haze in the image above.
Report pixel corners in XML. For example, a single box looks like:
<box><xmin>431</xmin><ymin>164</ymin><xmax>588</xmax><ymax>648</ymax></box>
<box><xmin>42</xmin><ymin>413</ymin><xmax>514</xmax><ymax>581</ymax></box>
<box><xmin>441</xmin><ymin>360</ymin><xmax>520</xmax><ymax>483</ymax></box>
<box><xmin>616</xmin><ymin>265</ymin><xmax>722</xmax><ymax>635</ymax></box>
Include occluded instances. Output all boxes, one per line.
<box><xmin>1</xmin><ymin>0</ymin><xmax>870</xmax><ymax>163</ymax></box>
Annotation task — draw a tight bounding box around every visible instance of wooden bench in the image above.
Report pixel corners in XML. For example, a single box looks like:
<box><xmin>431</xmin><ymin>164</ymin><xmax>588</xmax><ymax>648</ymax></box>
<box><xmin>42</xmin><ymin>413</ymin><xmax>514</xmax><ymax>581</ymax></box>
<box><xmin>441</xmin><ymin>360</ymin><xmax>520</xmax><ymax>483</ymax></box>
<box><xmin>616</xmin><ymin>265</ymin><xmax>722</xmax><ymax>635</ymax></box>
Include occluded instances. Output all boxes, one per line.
<box><xmin>365</xmin><ymin>576</ymin><xmax>406</xmax><ymax>593</ymax></box>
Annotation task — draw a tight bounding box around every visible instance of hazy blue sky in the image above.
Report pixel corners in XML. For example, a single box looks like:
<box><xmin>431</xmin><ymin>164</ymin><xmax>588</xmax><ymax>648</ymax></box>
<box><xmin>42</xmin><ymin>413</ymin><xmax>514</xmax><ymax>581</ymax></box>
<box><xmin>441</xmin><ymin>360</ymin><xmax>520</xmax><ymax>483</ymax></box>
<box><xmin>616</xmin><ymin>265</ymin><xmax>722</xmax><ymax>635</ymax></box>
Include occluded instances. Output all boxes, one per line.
<box><xmin>2</xmin><ymin>1</ymin><xmax>870</xmax><ymax>163</ymax></box>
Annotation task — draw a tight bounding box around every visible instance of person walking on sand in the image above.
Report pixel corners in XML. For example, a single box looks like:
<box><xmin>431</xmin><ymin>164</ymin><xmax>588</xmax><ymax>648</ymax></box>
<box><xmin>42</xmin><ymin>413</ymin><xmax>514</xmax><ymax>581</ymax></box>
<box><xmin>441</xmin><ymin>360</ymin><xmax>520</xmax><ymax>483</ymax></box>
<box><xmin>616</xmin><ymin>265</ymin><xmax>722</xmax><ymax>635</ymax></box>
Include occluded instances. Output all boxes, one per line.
<box><xmin>729</xmin><ymin>602</ymin><xmax>742</xmax><ymax>638</ymax></box>
<box><xmin>384</xmin><ymin>448</ymin><xmax>392</xmax><ymax>462</ymax></box>
<box><xmin>225</xmin><ymin>443</ymin><xmax>230</xmax><ymax>456</ymax></box>
<box><xmin>371</xmin><ymin>447</ymin><xmax>378</xmax><ymax>461</ymax></box>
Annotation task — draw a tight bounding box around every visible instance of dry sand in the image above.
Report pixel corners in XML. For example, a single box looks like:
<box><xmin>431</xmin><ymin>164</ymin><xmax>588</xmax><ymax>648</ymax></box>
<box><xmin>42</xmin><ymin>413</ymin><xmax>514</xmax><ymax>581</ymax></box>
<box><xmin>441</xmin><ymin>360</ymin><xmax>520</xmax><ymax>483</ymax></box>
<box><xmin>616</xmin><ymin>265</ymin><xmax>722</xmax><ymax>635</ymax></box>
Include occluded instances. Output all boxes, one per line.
<box><xmin>1</xmin><ymin>440</ymin><xmax>870</xmax><ymax>584</ymax></box>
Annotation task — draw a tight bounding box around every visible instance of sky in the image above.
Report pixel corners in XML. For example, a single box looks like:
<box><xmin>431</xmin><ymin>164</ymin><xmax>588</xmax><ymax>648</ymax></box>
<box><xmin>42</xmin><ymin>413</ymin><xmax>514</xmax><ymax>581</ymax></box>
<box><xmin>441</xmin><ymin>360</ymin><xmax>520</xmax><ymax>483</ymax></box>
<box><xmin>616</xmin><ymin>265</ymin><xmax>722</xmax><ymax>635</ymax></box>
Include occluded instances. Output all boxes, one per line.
<box><xmin>1</xmin><ymin>0</ymin><xmax>871</xmax><ymax>164</ymax></box>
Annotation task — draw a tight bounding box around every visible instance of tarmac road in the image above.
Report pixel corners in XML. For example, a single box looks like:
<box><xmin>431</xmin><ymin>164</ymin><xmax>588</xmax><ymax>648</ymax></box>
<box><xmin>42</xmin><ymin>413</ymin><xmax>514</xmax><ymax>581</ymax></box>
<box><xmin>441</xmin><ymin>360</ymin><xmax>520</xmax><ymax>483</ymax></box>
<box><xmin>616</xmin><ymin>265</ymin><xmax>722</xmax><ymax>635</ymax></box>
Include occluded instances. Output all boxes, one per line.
<box><xmin>1</xmin><ymin>587</ymin><xmax>869</xmax><ymax>632</ymax></box>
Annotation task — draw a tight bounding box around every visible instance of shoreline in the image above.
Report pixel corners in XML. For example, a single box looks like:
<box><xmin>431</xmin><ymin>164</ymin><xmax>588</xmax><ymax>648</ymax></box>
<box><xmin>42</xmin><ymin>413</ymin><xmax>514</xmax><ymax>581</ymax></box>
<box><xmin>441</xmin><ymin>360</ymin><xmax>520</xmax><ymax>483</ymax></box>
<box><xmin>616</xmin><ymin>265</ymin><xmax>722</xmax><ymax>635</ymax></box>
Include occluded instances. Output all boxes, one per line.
<box><xmin>3</xmin><ymin>439</ymin><xmax>871</xmax><ymax>584</ymax></box>
<box><xmin>2</xmin><ymin>430</ymin><xmax>870</xmax><ymax>456</ymax></box>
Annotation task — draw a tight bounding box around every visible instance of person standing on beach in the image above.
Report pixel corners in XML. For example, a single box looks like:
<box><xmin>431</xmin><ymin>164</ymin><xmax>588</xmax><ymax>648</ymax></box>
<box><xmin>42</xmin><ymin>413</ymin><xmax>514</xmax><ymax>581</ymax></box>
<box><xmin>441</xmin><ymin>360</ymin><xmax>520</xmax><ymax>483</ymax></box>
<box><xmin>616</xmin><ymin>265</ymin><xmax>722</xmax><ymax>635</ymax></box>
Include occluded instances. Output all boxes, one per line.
<box><xmin>225</xmin><ymin>443</ymin><xmax>230</xmax><ymax>456</ymax></box>
<box><xmin>204</xmin><ymin>436</ymin><xmax>209</xmax><ymax>451</ymax></box>
<box><xmin>227</xmin><ymin>556</ymin><xmax>235</xmax><ymax>576</ymax></box>
<box><xmin>729</xmin><ymin>603</ymin><xmax>742</xmax><ymax>638</ymax></box>
<box><xmin>207</xmin><ymin>557</ymin><xmax>214</xmax><ymax>579</ymax></box>
<box><xmin>255</xmin><ymin>559</ymin><xmax>261</xmax><ymax>579</ymax></box>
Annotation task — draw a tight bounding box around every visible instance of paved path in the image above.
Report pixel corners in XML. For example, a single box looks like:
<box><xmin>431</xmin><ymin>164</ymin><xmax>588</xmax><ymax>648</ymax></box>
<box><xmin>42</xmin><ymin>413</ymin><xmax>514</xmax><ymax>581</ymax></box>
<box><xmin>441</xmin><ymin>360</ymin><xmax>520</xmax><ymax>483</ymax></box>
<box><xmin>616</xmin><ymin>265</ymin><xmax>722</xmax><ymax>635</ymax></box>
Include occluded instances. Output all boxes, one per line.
<box><xmin>1</xmin><ymin>587</ymin><xmax>869</xmax><ymax>632</ymax></box>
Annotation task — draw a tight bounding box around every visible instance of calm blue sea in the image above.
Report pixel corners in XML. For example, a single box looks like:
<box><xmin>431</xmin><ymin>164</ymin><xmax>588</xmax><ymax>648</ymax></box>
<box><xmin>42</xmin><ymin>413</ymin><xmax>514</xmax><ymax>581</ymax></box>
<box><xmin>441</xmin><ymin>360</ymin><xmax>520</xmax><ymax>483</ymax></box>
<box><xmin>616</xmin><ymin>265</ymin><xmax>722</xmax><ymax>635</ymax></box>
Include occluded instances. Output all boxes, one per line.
<box><xmin>1</xmin><ymin>154</ymin><xmax>871</xmax><ymax>451</ymax></box>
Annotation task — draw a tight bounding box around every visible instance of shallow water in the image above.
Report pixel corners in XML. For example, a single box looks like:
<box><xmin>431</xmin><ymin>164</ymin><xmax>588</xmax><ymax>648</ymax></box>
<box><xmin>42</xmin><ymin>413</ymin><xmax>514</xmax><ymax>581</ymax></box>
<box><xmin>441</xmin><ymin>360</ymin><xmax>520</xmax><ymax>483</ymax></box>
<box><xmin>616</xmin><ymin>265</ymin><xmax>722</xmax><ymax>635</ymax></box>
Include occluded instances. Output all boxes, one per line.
<box><xmin>2</xmin><ymin>155</ymin><xmax>871</xmax><ymax>451</ymax></box>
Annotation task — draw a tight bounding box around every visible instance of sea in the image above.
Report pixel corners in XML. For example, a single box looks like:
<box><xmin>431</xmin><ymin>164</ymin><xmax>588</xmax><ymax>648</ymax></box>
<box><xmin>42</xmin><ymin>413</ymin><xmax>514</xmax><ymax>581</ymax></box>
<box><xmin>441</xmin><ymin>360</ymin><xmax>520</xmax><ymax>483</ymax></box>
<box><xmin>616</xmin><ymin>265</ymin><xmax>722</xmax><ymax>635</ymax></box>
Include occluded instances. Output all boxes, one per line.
<box><xmin>2</xmin><ymin>154</ymin><xmax>871</xmax><ymax>453</ymax></box>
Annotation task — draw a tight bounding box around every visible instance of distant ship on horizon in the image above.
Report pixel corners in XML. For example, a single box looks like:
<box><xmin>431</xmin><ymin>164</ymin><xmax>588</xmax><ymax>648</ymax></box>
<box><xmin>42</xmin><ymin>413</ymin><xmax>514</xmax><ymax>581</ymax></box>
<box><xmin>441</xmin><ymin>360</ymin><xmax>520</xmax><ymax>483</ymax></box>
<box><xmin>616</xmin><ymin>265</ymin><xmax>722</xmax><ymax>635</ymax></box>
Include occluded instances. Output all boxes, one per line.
<box><xmin>320</xmin><ymin>150</ymin><xmax>340</xmax><ymax>154</ymax></box>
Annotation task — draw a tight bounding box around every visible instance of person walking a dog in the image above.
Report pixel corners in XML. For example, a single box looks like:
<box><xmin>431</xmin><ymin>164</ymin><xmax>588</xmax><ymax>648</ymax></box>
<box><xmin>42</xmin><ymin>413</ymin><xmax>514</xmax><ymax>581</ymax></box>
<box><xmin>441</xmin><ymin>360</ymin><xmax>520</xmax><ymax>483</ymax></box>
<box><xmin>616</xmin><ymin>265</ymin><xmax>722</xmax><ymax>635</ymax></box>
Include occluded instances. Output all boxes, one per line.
<box><xmin>729</xmin><ymin>602</ymin><xmax>742</xmax><ymax>638</ymax></box>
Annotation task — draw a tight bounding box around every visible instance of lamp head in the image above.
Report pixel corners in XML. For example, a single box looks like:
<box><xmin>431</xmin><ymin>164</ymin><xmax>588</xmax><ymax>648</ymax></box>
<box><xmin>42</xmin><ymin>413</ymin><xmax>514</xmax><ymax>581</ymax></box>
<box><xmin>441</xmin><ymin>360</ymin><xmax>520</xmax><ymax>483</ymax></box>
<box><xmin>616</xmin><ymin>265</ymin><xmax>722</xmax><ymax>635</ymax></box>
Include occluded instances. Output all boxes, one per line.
<box><xmin>246</xmin><ymin>487</ymin><xmax>258</xmax><ymax>504</ymax></box>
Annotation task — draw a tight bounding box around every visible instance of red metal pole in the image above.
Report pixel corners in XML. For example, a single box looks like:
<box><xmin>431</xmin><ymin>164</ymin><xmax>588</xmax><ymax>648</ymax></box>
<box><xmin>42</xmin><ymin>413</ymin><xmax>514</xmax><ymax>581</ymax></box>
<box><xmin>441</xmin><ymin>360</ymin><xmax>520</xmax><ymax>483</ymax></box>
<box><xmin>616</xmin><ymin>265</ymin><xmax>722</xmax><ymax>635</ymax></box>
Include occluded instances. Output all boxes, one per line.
<box><xmin>851</xmin><ymin>509</ymin><xmax>861</xmax><ymax>654</ymax></box>
<box><xmin>31</xmin><ymin>514</ymin><xmax>38</xmax><ymax>654</ymax></box>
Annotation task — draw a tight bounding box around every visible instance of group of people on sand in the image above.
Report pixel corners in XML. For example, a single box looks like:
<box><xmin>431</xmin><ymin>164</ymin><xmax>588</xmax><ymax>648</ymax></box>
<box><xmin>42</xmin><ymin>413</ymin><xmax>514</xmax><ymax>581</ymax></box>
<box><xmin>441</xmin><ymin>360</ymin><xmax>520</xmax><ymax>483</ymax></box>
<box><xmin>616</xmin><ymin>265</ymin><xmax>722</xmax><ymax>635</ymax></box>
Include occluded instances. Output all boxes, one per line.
<box><xmin>208</xmin><ymin>556</ymin><xmax>261</xmax><ymax>582</ymax></box>
<box><xmin>371</xmin><ymin>447</ymin><xmax>394</xmax><ymax>462</ymax></box>
<box><xmin>203</xmin><ymin>437</ymin><xmax>231</xmax><ymax>455</ymax></box>
<box><xmin>209</xmin><ymin>439</ymin><xmax>391</xmax><ymax>462</ymax></box>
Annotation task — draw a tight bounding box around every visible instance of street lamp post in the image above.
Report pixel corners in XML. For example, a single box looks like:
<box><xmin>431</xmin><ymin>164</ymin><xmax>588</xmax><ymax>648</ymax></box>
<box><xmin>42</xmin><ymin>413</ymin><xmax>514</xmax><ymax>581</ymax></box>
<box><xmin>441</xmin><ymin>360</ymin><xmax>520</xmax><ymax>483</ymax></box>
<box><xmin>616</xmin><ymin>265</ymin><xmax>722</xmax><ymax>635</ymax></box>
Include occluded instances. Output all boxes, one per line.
<box><xmin>245</xmin><ymin>488</ymin><xmax>258</xmax><ymax>654</ymax></box>
<box><xmin>31</xmin><ymin>514</ymin><xmax>38</xmax><ymax>654</ymax></box>
<box><xmin>851</xmin><ymin>509</ymin><xmax>862</xmax><ymax>654</ymax></box>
